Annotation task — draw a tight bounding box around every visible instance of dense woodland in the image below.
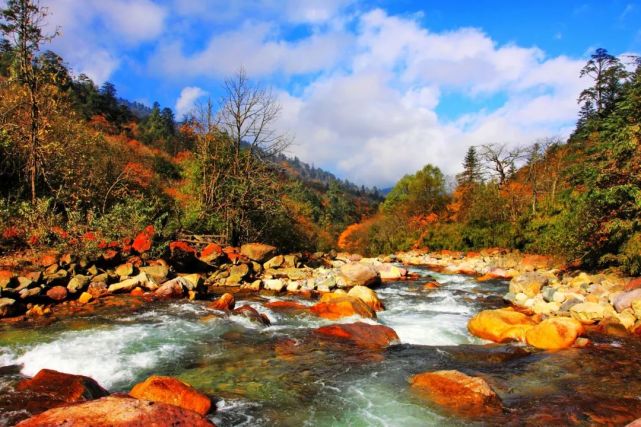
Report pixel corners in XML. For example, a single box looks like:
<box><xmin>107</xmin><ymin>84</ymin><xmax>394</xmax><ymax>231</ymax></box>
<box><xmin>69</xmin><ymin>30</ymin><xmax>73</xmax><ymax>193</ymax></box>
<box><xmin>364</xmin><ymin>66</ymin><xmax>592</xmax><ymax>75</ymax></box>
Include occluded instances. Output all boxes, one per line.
<box><xmin>340</xmin><ymin>48</ymin><xmax>641</xmax><ymax>275</ymax></box>
<box><xmin>0</xmin><ymin>0</ymin><xmax>380</xmax><ymax>256</ymax></box>
<box><xmin>1</xmin><ymin>1</ymin><xmax>640</xmax><ymax>276</ymax></box>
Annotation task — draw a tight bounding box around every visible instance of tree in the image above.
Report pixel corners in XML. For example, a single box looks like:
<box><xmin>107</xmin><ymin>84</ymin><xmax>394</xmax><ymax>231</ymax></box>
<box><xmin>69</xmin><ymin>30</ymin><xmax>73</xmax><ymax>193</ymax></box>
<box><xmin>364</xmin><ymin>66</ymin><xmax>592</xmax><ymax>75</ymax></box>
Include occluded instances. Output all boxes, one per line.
<box><xmin>578</xmin><ymin>48</ymin><xmax>627</xmax><ymax>116</ymax></box>
<box><xmin>1</xmin><ymin>0</ymin><xmax>58</xmax><ymax>203</ymax></box>
<box><xmin>457</xmin><ymin>146</ymin><xmax>482</xmax><ymax>187</ymax></box>
<box><xmin>478</xmin><ymin>143</ymin><xmax>524</xmax><ymax>186</ymax></box>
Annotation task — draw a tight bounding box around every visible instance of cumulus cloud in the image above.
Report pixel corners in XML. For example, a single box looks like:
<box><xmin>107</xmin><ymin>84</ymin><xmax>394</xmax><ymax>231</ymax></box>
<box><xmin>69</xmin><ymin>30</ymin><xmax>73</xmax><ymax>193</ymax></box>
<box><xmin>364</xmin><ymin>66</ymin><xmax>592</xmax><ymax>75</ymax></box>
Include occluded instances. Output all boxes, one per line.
<box><xmin>175</xmin><ymin>86</ymin><xmax>208</xmax><ymax>118</ymax></box>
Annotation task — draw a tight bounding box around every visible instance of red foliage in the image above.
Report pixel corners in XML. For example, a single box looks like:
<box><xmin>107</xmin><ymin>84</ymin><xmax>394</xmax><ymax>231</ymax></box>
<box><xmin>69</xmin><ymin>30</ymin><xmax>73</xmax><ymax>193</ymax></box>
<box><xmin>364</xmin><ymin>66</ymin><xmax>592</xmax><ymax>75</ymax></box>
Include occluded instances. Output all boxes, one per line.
<box><xmin>82</xmin><ymin>232</ymin><xmax>97</xmax><ymax>241</ymax></box>
<box><xmin>50</xmin><ymin>226</ymin><xmax>69</xmax><ymax>240</ymax></box>
<box><xmin>123</xmin><ymin>162</ymin><xmax>154</xmax><ymax>188</ymax></box>
<box><xmin>169</xmin><ymin>241</ymin><xmax>197</xmax><ymax>254</ymax></box>
<box><xmin>132</xmin><ymin>225</ymin><xmax>155</xmax><ymax>254</ymax></box>
<box><xmin>2</xmin><ymin>226</ymin><xmax>23</xmax><ymax>240</ymax></box>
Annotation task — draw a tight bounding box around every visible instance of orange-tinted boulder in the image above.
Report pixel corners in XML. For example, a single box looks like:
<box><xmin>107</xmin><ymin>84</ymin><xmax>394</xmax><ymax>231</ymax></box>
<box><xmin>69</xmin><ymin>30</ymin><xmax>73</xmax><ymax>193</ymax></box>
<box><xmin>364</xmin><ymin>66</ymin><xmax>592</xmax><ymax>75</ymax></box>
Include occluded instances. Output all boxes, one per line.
<box><xmin>423</xmin><ymin>281</ymin><xmax>440</xmax><ymax>289</ymax></box>
<box><xmin>17</xmin><ymin>369</ymin><xmax>109</xmax><ymax>404</ymax></box>
<box><xmin>16</xmin><ymin>396</ymin><xmax>214</xmax><ymax>427</ymax></box>
<box><xmin>347</xmin><ymin>285</ymin><xmax>384</xmax><ymax>311</ymax></box>
<box><xmin>39</xmin><ymin>254</ymin><xmax>58</xmax><ymax>267</ymax></box>
<box><xmin>233</xmin><ymin>304</ymin><xmax>271</xmax><ymax>326</ymax></box>
<box><xmin>315</xmin><ymin>322</ymin><xmax>399</xmax><ymax>349</ymax></box>
<box><xmin>46</xmin><ymin>286</ymin><xmax>68</xmax><ymax>301</ymax></box>
<box><xmin>521</xmin><ymin>254</ymin><xmax>555</xmax><ymax>270</ymax></box>
<box><xmin>130</xmin><ymin>287</ymin><xmax>144</xmax><ymax>297</ymax></box>
<box><xmin>310</xmin><ymin>295</ymin><xmax>376</xmax><ymax>320</ymax></box>
<box><xmin>409</xmin><ymin>370</ymin><xmax>501</xmax><ymax>417</ymax></box>
<box><xmin>264</xmin><ymin>300</ymin><xmax>307</xmax><ymax>311</ymax></box>
<box><xmin>132</xmin><ymin>225</ymin><xmax>154</xmax><ymax>254</ymax></box>
<box><xmin>468</xmin><ymin>308</ymin><xmax>535</xmax><ymax>343</ymax></box>
<box><xmin>129</xmin><ymin>375</ymin><xmax>211</xmax><ymax>416</ymax></box>
<box><xmin>209</xmin><ymin>293</ymin><xmax>235</xmax><ymax>311</ymax></box>
<box><xmin>153</xmin><ymin>278</ymin><xmax>185</xmax><ymax>299</ymax></box>
<box><xmin>200</xmin><ymin>243</ymin><xmax>224</xmax><ymax>264</ymax></box>
<box><xmin>625</xmin><ymin>277</ymin><xmax>641</xmax><ymax>291</ymax></box>
<box><xmin>525</xmin><ymin>317</ymin><xmax>584</xmax><ymax>350</ymax></box>
<box><xmin>477</xmin><ymin>268</ymin><xmax>513</xmax><ymax>281</ymax></box>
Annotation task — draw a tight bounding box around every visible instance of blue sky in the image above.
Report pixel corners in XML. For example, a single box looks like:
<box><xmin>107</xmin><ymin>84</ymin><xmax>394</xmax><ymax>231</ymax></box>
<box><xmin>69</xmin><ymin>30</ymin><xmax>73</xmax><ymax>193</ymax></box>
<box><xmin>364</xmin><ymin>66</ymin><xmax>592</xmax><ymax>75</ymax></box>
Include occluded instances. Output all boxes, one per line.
<box><xmin>34</xmin><ymin>0</ymin><xmax>641</xmax><ymax>186</ymax></box>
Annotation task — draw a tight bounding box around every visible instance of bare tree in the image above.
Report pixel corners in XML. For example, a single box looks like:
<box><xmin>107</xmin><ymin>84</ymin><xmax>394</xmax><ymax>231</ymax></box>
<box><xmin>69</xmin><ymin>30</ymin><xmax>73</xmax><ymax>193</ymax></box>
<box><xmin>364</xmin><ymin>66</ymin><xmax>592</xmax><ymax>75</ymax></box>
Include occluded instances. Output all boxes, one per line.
<box><xmin>479</xmin><ymin>143</ymin><xmax>524</xmax><ymax>186</ymax></box>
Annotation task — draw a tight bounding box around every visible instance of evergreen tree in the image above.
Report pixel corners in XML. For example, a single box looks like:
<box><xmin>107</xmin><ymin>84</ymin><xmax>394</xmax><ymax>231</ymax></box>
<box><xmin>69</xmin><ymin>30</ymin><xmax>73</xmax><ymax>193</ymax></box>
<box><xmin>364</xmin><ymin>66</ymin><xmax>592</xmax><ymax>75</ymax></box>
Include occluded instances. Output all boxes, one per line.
<box><xmin>457</xmin><ymin>146</ymin><xmax>482</xmax><ymax>186</ymax></box>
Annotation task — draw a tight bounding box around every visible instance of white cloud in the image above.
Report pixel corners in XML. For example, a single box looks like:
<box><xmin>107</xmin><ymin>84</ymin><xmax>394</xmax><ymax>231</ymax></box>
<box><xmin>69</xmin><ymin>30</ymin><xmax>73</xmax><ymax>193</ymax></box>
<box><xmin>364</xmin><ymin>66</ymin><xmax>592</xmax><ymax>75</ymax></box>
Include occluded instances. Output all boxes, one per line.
<box><xmin>175</xmin><ymin>86</ymin><xmax>208</xmax><ymax>118</ymax></box>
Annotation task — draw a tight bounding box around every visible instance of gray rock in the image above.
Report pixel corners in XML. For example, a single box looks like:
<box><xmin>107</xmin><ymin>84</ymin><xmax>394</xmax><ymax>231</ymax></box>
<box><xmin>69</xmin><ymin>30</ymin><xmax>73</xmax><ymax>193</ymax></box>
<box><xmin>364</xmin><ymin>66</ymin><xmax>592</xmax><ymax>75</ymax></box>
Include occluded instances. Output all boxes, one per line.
<box><xmin>67</xmin><ymin>275</ymin><xmax>91</xmax><ymax>294</ymax></box>
<box><xmin>613</xmin><ymin>289</ymin><xmax>641</xmax><ymax>313</ymax></box>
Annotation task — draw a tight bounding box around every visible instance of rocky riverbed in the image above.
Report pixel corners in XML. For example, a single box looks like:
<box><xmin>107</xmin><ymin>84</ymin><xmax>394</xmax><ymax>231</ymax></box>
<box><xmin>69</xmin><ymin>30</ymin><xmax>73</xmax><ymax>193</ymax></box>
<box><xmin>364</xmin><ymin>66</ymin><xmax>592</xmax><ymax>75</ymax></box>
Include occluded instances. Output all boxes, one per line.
<box><xmin>1</xmin><ymin>242</ymin><xmax>641</xmax><ymax>425</ymax></box>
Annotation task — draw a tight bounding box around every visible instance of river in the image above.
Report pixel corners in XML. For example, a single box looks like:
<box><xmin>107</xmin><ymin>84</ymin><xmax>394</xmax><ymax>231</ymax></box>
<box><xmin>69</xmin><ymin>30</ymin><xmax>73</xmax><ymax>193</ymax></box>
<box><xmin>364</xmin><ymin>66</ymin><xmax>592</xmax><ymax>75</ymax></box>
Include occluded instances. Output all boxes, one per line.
<box><xmin>1</xmin><ymin>266</ymin><xmax>641</xmax><ymax>426</ymax></box>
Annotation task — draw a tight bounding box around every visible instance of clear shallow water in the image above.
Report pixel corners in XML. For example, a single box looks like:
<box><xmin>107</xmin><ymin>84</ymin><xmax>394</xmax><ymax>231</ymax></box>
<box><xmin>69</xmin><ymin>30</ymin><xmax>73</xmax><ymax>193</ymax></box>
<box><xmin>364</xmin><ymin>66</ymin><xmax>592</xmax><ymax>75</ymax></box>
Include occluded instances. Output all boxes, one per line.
<box><xmin>2</xmin><ymin>267</ymin><xmax>641</xmax><ymax>426</ymax></box>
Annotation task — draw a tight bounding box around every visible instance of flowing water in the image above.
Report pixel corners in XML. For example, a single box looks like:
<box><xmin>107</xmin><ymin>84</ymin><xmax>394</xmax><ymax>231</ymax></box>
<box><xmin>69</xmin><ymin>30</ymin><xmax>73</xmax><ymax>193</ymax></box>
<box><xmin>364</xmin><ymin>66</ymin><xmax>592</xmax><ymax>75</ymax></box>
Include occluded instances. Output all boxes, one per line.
<box><xmin>1</xmin><ymin>267</ymin><xmax>641</xmax><ymax>426</ymax></box>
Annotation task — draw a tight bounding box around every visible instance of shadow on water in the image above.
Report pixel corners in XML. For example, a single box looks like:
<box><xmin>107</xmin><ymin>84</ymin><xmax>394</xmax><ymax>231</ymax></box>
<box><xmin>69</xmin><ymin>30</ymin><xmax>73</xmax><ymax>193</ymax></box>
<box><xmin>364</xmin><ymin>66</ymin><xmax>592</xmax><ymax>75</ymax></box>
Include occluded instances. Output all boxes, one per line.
<box><xmin>1</xmin><ymin>267</ymin><xmax>641</xmax><ymax>426</ymax></box>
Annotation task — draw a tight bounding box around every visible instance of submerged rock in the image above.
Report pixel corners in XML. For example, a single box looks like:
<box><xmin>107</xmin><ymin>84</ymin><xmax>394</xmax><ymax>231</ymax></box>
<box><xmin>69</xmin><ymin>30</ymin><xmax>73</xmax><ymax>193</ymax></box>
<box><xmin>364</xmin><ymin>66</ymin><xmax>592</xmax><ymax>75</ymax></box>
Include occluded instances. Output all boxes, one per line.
<box><xmin>154</xmin><ymin>277</ymin><xmax>186</xmax><ymax>299</ymax></box>
<box><xmin>314</xmin><ymin>322</ymin><xmax>399</xmax><ymax>349</ymax></box>
<box><xmin>16</xmin><ymin>396</ymin><xmax>215</xmax><ymax>427</ymax></box>
<box><xmin>409</xmin><ymin>370</ymin><xmax>502</xmax><ymax>417</ymax></box>
<box><xmin>233</xmin><ymin>304</ymin><xmax>271</xmax><ymax>326</ymax></box>
<box><xmin>209</xmin><ymin>293</ymin><xmax>235</xmax><ymax>311</ymax></box>
<box><xmin>129</xmin><ymin>375</ymin><xmax>212</xmax><ymax>416</ymax></box>
<box><xmin>468</xmin><ymin>308</ymin><xmax>535</xmax><ymax>343</ymax></box>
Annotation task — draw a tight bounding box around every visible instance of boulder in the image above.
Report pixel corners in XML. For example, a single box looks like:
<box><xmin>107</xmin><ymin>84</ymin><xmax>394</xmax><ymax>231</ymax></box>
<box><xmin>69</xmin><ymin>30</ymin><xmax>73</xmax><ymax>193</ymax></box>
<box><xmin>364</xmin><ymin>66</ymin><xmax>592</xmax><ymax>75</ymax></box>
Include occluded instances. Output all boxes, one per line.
<box><xmin>314</xmin><ymin>322</ymin><xmax>399</xmax><ymax>349</ymax></box>
<box><xmin>613</xmin><ymin>289</ymin><xmax>641</xmax><ymax>313</ymax></box>
<box><xmin>132</xmin><ymin>225</ymin><xmax>154</xmax><ymax>254</ymax></box>
<box><xmin>624</xmin><ymin>278</ymin><xmax>641</xmax><ymax>291</ymax></box>
<box><xmin>180</xmin><ymin>274</ymin><xmax>202</xmax><ymax>290</ymax></box>
<box><xmin>139</xmin><ymin>264</ymin><xmax>169</xmax><ymax>284</ymax></box>
<box><xmin>129</xmin><ymin>375</ymin><xmax>211</xmax><ymax>416</ymax></box>
<box><xmin>200</xmin><ymin>243</ymin><xmax>224</xmax><ymax>264</ymax></box>
<box><xmin>226</xmin><ymin>264</ymin><xmax>250</xmax><ymax>286</ymax></box>
<box><xmin>347</xmin><ymin>285</ymin><xmax>384</xmax><ymax>311</ymax></box>
<box><xmin>0</xmin><ymin>297</ymin><xmax>16</xmax><ymax>317</ymax></box>
<box><xmin>154</xmin><ymin>277</ymin><xmax>186</xmax><ymax>299</ymax></box>
<box><xmin>209</xmin><ymin>293</ymin><xmax>235</xmax><ymax>311</ymax></box>
<box><xmin>44</xmin><ymin>269</ymin><xmax>68</xmax><ymax>286</ymax></box>
<box><xmin>264</xmin><ymin>300</ymin><xmax>308</xmax><ymax>311</ymax></box>
<box><xmin>108</xmin><ymin>272</ymin><xmax>155</xmax><ymax>294</ymax></box>
<box><xmin>114</xmin><ymin>263</ymin><xmax>134</xmax><ymax>277</ymax></box>
<box><xmin>16</xmin><ymin>396</ymin><xmax>214</xmax><ymax>427</ymax></box>
<box><xmin>0</xmin><ymin>270</ymin><xmax>15</xmax><ymax>289</ymax></box>
<box><xmin>17</xmin><ymin>369</ymin><xmax>109</xmax><ymax>404</ymax></box>
<box><xmin>520</xmin><ymin>254</ymin><xmax>555</xmax><ymax>271</ymax></box>
<box><xmin>232</xmin><ymin>305</ymin><xmax>271</xmax><ymax>326</ymax></box>
<box><xmin>509</xmin><ymin>272</ymin><xmax>549</xmax><ymax>298</ymax></box>
<box><xmin>264</xmin><ymin>279</ymin><xmax>285</xmax><ymax>292</ymax></box>
<box><xmin>78</xmin><ymin>292</ymin><xmax>93</xmax><ymax>304</ymax></box>
<box><xmin>240</xmin><ymin>243</ymin><xmax>277</xmax><ymax>263</ymax></box>
<box><xmin>467</xmin><ymin>308</ymin><xmax>535</xmax><ymax>343</ymax></box>
<box><xmin>46</xmin><ymin>286</ymin><xmax>68</xmax><ymax>301</ymax></box>
<box><xmin>409</xmin><ymin>370</ymin><xmax>502</xmax><ymax>417</ymax></box>
<box><xmin>477</xmin><ymin>268</ymin><xmax>514</xmax><ymax>281</ymax></box>
<box><xmin>87</xmin><ymin>282</ymin><xmax>109</xmax><ymax>299</ymax></box>
<box><xmin>264</xmin><ymin>255</ymin><xmax>285</xmax><ymax>269</ymax></box>
<box><xmin>377</xmin><ymin>264</ymin><xmax>407</xmax><ymax>280</ymax></box>
<box><xmin>19</xmin><ymin>287</ymin><xmax>41</xmax><ymax>299</ymax></box>
<box><xmin>67</xmin><ymin>274</ymin><xmax>91</xmax><ymax>294</ymax></box>
<box><xmin>338</xmin><ymin>263</ymin><xmax>380</xmax><ymax>287</ymax></box>
<box><xmin>169</xmin><ymin>241</ymin><xmax>200</xmax><ymax>271</ymax></box>
<box><xmin>570</xmin><ymin>302</ymin><xmax>608</xmax><ymax>324</ymax></box>
<box><xmin>525</xmin><ymin>317</ymin><xmax>584</xmax><ymax>350</ymax></box>
<box><xmin>310</xmin><ymin>295</ymin><xmax>376</xmax><ymax>320</ymax></box>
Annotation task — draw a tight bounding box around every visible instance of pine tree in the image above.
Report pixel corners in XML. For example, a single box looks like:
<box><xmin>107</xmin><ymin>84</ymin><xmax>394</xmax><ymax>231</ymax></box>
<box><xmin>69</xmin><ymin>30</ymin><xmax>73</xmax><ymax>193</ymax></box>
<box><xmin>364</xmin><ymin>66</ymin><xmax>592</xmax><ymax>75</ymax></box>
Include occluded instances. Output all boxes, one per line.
<box><xmin>458</xmin><ymin>146</ymin><xmax>482</xmax><ymax>186</ymax></box>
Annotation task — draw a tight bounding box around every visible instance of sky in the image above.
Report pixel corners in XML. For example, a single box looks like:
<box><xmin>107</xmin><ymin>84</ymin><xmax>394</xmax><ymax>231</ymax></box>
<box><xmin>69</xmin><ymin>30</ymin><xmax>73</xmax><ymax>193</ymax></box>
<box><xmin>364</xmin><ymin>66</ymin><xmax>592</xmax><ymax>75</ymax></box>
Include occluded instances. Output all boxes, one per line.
<box><xmin>25</xmin><ymin>0</ymin><xmax>641</xmax><ymax>186</ymax></box>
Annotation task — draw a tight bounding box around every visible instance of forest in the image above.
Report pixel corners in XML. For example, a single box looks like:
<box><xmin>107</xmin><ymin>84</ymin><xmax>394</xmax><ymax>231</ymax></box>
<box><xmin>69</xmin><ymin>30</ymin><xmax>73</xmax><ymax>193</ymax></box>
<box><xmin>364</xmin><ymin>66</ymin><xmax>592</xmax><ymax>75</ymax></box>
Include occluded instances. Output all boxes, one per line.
<box><xmin>1</xmin><ymin>1</ymin><xmax>640</xmax><ymax>276</ymax></box>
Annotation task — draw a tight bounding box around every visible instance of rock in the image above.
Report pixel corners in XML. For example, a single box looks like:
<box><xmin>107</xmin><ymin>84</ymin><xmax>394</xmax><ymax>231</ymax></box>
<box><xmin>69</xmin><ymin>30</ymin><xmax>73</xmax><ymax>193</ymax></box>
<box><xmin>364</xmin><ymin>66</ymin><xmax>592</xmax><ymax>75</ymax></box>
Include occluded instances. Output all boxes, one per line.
<box><xmin>200</xmin><ymin>243</ymin><xmax>224</xmax><ymax>264</ymax></box>
<box><xmin>139</xmin><ymin>264</ymin><xmax>169</xmax><ymax>284</ymax></box>
<box><xmin>114</xmin><ymin>263</ymin><xmax>134</xmax><ymax>277</ymax></box>
<box><xmin>44</xmin><ymin>269</ymin><xmax>68</xmax><ymax>286</ymax></box>
<box><xmin>78</xmin><ymin>292</ymin><xmax>93</xmax><ymax>304</ymax></box>
<box><xmin>613</xmin><ymin>289</ymin><xmax>641</xmax><ymax>313</ymax></box>
<box><xmin>226</xmin><ymin>263</ymin><xmax>250</xmax><ymax>286</ymax></box>
<box><xmin>424</xmin><ymin>281</ymin><xmax>440</xmax><ymax>289</ymax></box>
<box><xmin>310</xmin><ymin>295</ymin><xmax>376</xmax><ymax>320</ymax></box>
<box><xmin>130</xmin><ymin>287</ymin><xmax>145</xmax><ymax>297</ymax></box>
<box><xmin>169</xmin><ymin>241</ymin><xmax>200</xmax><ymax>271</ymax></box>
<box><xmin>154</xmin><ymin>277</ymin><xmax>186</xmax><ymax>299</ymax></box>
<box><xmin>338</xmin><ymin>263</ymin><xmax>380</xmax><ymax>287</ymax></box>
<box><xmin>19</xmin><ymin>287</ymin><xmax>41</xmax><ymax>299</ymax></box>
<box><xmin>264</xmin><ymin>255</ymin><xmax>285</xmax><ymax>269</ymax></box>
<box><xmin>509</xmin><ymin>272</ymin><xmax>549</xmax><ymax>298</ymax></box>
<box><xmin>377</xmin><ymin>264</ymin><xmax>407</xmax><ymax>280</ymax></box>
<box><xmin>17</xmin><ymin>369</ymin><xmax>109</xmax><ymax>404</ymax></box>
<box><xmin>46</xmin><ymin>286</ymin><xmax>68</xmax><ymax>301</ymax></box>
<box><xmin>347</xmin><ymin>285</ymin><xmax>384</xmax><ymax>311</ymax></box>
<box><xmin>129</xmin><ymin>375</ymin><xmax>211</xmax><ymax>416</ymax></box>
<box><xmin>264</xmin><ymin>279</ymin><xmax>285</xmax><ymax>292</ymax></box>
<box><xmin>108</xmin><ymin>272</ymin><xmax>155</xmax><ymax>294</ymax></box>
<box><xmin>525</xmin><ymin>317</ymin><xmax>584</xmax><ymax>350</ymax></box>
<box><xmin>232</xmin><ymin>304</ymin><xmax>271</xmax><ymax>326</ymax></box>
<box><xmin>520</xmin><ymin>254</ymin><xmax>555</xmax><ymax>271</ymax></box>
<box><xmin>132</xmin><ymin>225</ymin><xmax>155</xmax><ymax>254</ymax></box>
<box><xmin>315</xmin><ymin>322</ymin><xmax>399</xmax><ymax>349</ymax></box>
<box><xmin>87</xmin><ymin>282</ymin><xmax>109</xmax><ymax>299</ymax></box>
<box><xmin>39</xmin><ymin>254</ymin><xmax>59</xmax><ymax>267</ymax></box>
<box><xmin>624</xmin><ymin>278</ymin><xmax>641</xmax><ymax>291</ymax></box>
<box><xmin>181</xmin><ymin>274</ymin><xmax>203</xmax><ymax>290</ymax></box>
<box><xmin>570</xmin><ymin>302</ymin><xmax>607</xmax><ymax>324</ymax></box>
<box><xmin>15</xmin><ymin>276</ymin><xmax>34</xmax><ymax>291</ymax></box>
<box><xmin>209</xmin><ymin>293</ymin><xmax>235</xmax><ymax>311</ymax></box>
<box><xmin>264</xmin><ymin>300</ymin><xmax>307</xmax><ymax>311</ymax></box>
<box><xmin>467</xmin><ymin>308</ymin><xmax>535</xmax><ymax>343</ymax></box>
<box><xmin>240</xmin><ymin>243</ymin><xmax>277</xmax><ymax>263</ymax></box>
<box><xmin>16</xmin><ymin>396</ymin><xmax>214</xmax><ymax>427</ymax></box>
<box><xmin>67</xmin><ymin>274</ymin><xmax>91</xmax><ymax>294</ymax></box>
<box><xmin>409</xmin><ymin>370</ymin><xmax>502</xmax><ymax>417</ymax></box>
<box><xmin>286</xmin><ymin>281</ymin><xmax>300</xmax><ymax>292</ymax></box>
<box><xmin>532</xmin><ymin>300</ymin><xmax>560</xmax><ymax>316</ymax></box>
<box><xmin>0</xmin><ymin>297</ymin><xmax>16</xmax><ymax>317</ymax></box>
<box><xmin>0</xmin><ymin>270</ymin><xmax>15</xmax><ymax>289</ymax></box>
<box><xmin>627</xmin><ymin>418</ymin><xmax>641</xmax><ymax>427</ymax></box>
<box><xmin>283</xmin><ymin>254</ymin><xmax>300</xmax><ymax>268</ymax></box>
